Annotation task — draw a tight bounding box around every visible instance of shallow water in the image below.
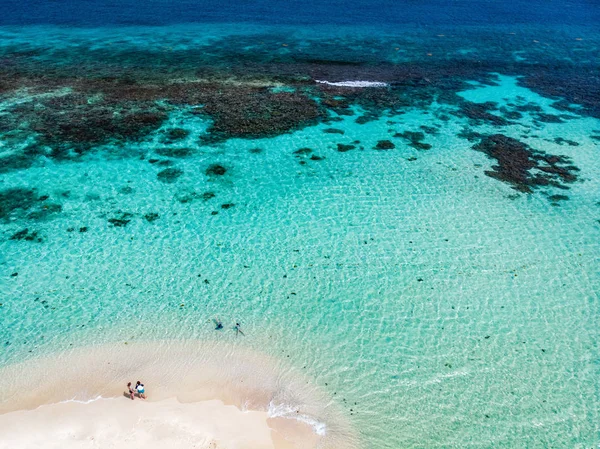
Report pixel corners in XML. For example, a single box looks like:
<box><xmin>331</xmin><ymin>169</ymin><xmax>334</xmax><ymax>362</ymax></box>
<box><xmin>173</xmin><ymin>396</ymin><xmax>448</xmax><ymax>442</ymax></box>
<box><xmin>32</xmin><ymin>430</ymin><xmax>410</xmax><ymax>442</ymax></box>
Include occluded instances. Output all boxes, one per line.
<box><xmin>1</xmin><ymin>5</ymin><xmax>600</xmax><ymax>448</ymax></box>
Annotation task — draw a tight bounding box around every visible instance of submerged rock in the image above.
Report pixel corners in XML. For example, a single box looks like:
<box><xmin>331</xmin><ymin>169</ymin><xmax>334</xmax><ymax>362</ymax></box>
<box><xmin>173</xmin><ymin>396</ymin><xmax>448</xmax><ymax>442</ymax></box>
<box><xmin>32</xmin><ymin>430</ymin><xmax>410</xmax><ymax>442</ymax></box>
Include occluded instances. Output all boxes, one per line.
<box><xmin>323</xmin><ymin>128</ymin><xmax>345</xmax><ymax>134</ymax></box>
<box><xmin>473</xmin><ymin>134</ymin><xmax>579</xmax><ymax>194</ymax></box>
<box><xmin>155</xmin><ymin>147</ymin><xmax>194</xmax><ymax>158</ymax></box>
<box><xmin>143</xmin><ymin>212</ymin><xmax>159</xmax><ymax>222</ymax></box>
<box><xmin>157</xmin><ymin>167</ymin><xmax>183</xmax><ymax>183</ymax></box>
<box><xmin>108</xmin><ymin>212</ymin><xmax>133</xmax><ymax>227</ymax></box>
<box><xmin>0</xmin><ymin>188</ymin><xmax>37</xmax><ymax>222</ymax></box>
<box><xmin>394</xmin><ymin>131</ymin><xmax>431</xmax><ymax>150</ymax></box>
<box><xmin>205</xmin><ymin>164</ymin><xmax>227</xmax><ymax>176</ymax></box>
<box><xmin>293</xmin><ymin>148</ymin><xmax>313</xmax><ymax>155</ymax></box>
<box><xmin>9</xmin><ymin>228</ymin><xmax>43</xmax><ymax>242</ymax></box>
<box><xmin>161</xmin><ymin>128</ymin><xmax>190</xmax><ymax>143</ymax></box>
<box><xmin>337</xmin><ymin>143</ymin><xmax>355</xmax><ymax>152</ymax></box>
<box><xmin>374</xmin><ymin>140</ymin><xmax>395</xmax><ymax>150</ymax></box>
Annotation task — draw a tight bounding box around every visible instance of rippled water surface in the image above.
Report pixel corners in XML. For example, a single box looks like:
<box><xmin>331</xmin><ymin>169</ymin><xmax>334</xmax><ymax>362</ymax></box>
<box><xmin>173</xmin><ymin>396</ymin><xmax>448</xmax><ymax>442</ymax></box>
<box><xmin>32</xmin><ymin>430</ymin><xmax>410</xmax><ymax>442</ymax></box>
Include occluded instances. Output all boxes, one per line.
<box><xmin>1</xmin><ymin>2</ymin><xmax>599</xmax><ymax>447</ymax></box>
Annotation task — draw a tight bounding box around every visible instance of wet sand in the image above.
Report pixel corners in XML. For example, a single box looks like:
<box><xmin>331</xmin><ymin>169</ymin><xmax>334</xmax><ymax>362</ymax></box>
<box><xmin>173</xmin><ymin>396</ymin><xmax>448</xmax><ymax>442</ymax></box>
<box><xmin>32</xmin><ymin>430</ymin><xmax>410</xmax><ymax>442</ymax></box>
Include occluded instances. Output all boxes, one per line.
<box><xmin>0</xmin><ymin>340</ymin><xmax>354</xmax><ymax>449</ymax></box>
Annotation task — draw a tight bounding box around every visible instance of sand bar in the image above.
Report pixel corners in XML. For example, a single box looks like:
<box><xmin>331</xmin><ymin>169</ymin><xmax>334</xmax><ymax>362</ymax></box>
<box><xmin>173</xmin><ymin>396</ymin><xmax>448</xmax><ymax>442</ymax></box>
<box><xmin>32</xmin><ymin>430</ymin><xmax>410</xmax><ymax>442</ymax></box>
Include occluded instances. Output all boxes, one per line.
<box><xmin>0</xmin><ymin>340</ymin><xmax>356</xmax><ymax>449</ymax></box>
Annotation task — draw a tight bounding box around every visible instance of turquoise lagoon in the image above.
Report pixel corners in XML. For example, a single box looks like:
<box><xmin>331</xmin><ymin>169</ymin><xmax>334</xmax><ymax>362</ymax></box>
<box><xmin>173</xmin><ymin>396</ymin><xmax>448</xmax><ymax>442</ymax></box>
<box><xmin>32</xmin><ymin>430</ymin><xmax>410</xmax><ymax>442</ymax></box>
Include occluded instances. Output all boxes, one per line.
<box><xmin>0</xmin><ymin>21</ymin><xmax>599</xmax><ymax>448</ymax></box>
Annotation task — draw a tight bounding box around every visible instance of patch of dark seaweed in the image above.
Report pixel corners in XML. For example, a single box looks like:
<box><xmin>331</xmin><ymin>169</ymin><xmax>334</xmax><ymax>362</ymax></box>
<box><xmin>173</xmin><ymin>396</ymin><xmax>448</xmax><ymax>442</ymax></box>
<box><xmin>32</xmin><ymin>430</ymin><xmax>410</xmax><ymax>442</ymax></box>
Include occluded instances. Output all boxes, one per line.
<box><xmin>419</xmin><ymin>125</ymin><xmax>439</xmax><ymax>135</ymax></box>
<box><xmin>457</xmin><ymin>128</ymin><xmax>484</xmax><ymax>142</ymax></box>
<box><xmin>337</xmin><ymin>143</ymin><xmax>355</xmax><ymax>152</ymax></box>
<box><xmin>196</xmin><ymin>89</ymin><xmax>323</xmax><ymax>141</ymax></box>
<box><xmin>534</xmin><ymin>113</ymin><xmax>564</xmax><ymax>124</ymax></box>
<box><xmin>293</xmin><ymin>148</ymin><xmax>313</xmax><ymax>155</ymax></box>
<box><xmin>0</xmin><ymin>188</ymin><xmax>37</xmax><ymax>222</ymax></box>
<box><xmin>0</xmin><ymin>151</ymin><xmax>36</xmax><ymax>174</ymax></box>
<box><xmin>32</xmin><ymin>98</ymin><xmax>168</xmax><ymax>157</ymax></box>
<box><xmin>108</xmin><ymin>212</ymin><xmax>133</xmax><ymax>227</ymax></box>
<box><xmin>9</xmin><ymin>228</ymin><xmax>43</xmax><ymax>242</ymax></box>
<box><xmin>206</xmin><ymin>164</ymin><xmax>227</xmax><ymax>176</ymax></box>
<box><xmin>175</xmin><ymin>191</ymin><xmax>199</xmax><ymax>204</ymax></box>
<box><xmin>161</xmin><ymin>128</ymin><xmax>190</xmax><ymax>143</ymax></box>
<box><xmin>394</xmin><ymin>131</ymin><xmax>432</xmax><ymax>150</ymax></box>
<box><xmin>472</xmin><ymin>134</ymin><xmax>579</xmax><ymax>194</ymax></box>
<box><xmin>155</xmin><ymin>147</ymin><xmax>194</xmax><ymax>158</ymax></box>
<box><xmin>548</xmin><ymin>194</ymin><xmax>569</xmax><ymax>202</ymax></box>
<box><xmin>143</xmin><ymin>212</ymin><xmax>159</xmax><ymax>222</ymax></box>
<box><xmin>455</xmin><ymin>101</ymin><xmax>510</xmax><ymax>126</ymax></box>
<box><xmin>27</xmin><ymin>203</ymin><xmax>62</xmax><ymax>221</ymax></box>
<box><xmin>323</xmin><ymin>128</ymin><xmax>345</xmax><ymax>135</ymax></box>
<box><xmin>157</xmin><ymin>168</ymin><xmax>183</xmax><ymax>183</ymax></box>
<box><xmin>554</xmin><ymin>137</ymin><xmax>579</xmax><ymax>147</ymax></box>
<box><xmin>374</xmin><ymin>140</ymin><xmax>395</xmax><ymax>150</ymax></box>
<box><xmin>355</xmin><ymin>115</ymin><xmax>377</xmax><ymax>125</ymax></box>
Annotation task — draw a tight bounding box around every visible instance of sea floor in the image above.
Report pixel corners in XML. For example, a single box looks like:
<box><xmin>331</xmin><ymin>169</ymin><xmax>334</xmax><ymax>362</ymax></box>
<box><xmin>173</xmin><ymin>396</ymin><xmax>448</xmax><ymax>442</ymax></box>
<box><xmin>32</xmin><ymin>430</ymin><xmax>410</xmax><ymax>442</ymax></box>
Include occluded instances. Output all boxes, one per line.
<box><xmin>1</xmin><ymin>23</ymin><xmax>599</xmax><ymax>448</ymax></box>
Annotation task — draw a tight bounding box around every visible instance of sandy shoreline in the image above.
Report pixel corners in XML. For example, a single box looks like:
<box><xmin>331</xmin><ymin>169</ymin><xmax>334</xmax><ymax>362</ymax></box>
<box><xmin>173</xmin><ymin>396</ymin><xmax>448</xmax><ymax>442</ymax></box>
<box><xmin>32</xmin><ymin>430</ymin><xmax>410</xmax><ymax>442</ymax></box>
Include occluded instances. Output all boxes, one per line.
<box><xmin>0</xmin><ymin>397</ymin><xmax>282</xmax><ymax>449</ymax></box>
<box><xmin>0</xmin><ymin>340</ymin><xmax>356</xmax><ymax>449</ymax></box>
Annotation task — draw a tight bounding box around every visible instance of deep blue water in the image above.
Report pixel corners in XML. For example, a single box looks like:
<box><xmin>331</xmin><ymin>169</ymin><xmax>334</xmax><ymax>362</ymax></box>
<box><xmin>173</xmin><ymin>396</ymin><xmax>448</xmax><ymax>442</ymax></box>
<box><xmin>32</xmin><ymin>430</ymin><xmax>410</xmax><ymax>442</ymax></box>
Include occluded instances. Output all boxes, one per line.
<box><xmin>1</xmin><ymin>0</ymin><xmax>599</xmax><ymax>27</ymax></box>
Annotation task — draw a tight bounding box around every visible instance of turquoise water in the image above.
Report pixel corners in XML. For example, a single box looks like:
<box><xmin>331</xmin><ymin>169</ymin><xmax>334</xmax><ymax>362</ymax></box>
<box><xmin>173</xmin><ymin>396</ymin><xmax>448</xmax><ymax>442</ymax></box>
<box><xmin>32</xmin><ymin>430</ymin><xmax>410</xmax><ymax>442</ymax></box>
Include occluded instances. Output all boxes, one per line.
<box><xmin>1</xmin><ymin>19</ymin><xmax>600</xmax><ymax>448</ymax></box>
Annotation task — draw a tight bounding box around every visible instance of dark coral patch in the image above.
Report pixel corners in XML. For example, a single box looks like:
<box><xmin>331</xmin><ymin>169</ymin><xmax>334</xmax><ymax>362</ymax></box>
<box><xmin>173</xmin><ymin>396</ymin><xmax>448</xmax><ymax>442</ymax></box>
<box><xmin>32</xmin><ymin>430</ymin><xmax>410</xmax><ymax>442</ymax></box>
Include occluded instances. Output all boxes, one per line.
<box><xmin>206</xmin><ymin>164</ymin><xmax>227</xmax><ymax>176</ymax></box>
<box><xmin>221</xmin><ymin>203</ymin><xmax>235</xmax><ymax>209</ymax></box>
<box><xmin>394</xmin><ymin>131</ymin><xmax>432</xmax><ymax>150</ymax></box>
<box><xmin>337</xmin><ymin>143</ymin><xmax>355</xmax><ymax>152</ymax></box>
<box><xmin>456</xmin><ymin>101</ymin><xmax>509</xmax><ymax>126</ymax></box>
<box><xmin>355</xmin><ymin>114</ymin><xmax>377</xmax><ymax>125</ymax></box>
<box><xmin>554</xmin><ymin>137</ymin><xmax>579</xmax><ymax>146</ymax></box>
<box><xmin>155</xmin><ymin>147</ymin><xmax>194</xmax><ymax>158</ymax></box>
<box><xmin>108</xmin><ymin>212</ymin><xmax>133</xmax><ymax>227</ymax></box>
<box><xmin>549</xmin><ymin>194</ymin><xmax>569</xmax><ymax>202</ymax></box>
<box><xmin>457</xmin><ymin>128</ymin><xmax>484</xmax><ymax>142</ymax></box>
<box><xmin>161</xmin><ymin>128</ymin><xmax>190</xmax><ymax>142</ymax></box>
<box><xmin>197</xmin><ymin>90</ymin><xmax>323</xmax><ymax>141</ymax></box>
<box><xmin>34</xmin><ymin>97</ymin><xmax>167</xmax><ymax>157</ymax></box>
<box><xmin>310</xmin><ymin>155</ymin><xmax>325</xmax><ymax>161</ymax></box>
<box><xmin>293</xmin><ymin>148</ymin><xmax>313</xmax><ymax>155</ymax></box>
<box><xmin>27</xmin><ymin>203</ymin><xmax>62</xmax><ymax>220</ymax></box>
<box><xmin>419</xmin><ymin>125</ymin><xmax>439</xmax><ymax>135</ymax></box>
<box><xmin>9</xmin><ymin>228</ymin><xmax>43</xmax><ymax>242</ymax></box>
<box><xmin>534</xmin><ymin>113</ymin><xmax>564</xmax><ymax>124</ymax></box>
<box><xmin>157</xmin><ymin>167</ymin><xmax>183</xmax><ymax>183</ymax></box>
<box><xmin>473</xmin><ymin>134</ymin><xmax>579</xmax><ymax>194</ymax></box>
<box><xmin>374</xmin><ymin>140</ymin><xmax>395</xmax><ymax>150</ymax></box>
<box><xmin>0</xmin><ymin>188</ymin><xmax>38</xmax><ymax>222</ymax></box>
<box><xmin>323</xmin><ymin>128</ymin><xmax>345</xmax><ymax>135</ymax></box>
<box><xmin>0</xmin><ymin>188</ymin><xmax>61</xmax><ymax>222</ymax></box>
<box><xmin>143</xmin><ymin>212</ymin><xmax>160</xmax><ymax>222</ymax></box>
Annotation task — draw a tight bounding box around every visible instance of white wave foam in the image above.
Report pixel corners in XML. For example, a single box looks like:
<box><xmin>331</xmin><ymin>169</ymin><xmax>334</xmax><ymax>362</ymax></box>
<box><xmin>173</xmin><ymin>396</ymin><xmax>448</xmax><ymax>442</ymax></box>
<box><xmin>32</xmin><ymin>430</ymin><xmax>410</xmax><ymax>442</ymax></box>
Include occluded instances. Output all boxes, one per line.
<box><xmin>267</xmin><ymin>401</ymin><xmax>327</xmax><ymax>436</ymax></box>
<box><xmin>315</xmin><ymin>80</ymin><xmax>389</xmax><ymax>88</ymax></box>
<box><xmin>59</xmin><ymin>395</ymin><xmax>104</xmax><ymax>405</ymax></box>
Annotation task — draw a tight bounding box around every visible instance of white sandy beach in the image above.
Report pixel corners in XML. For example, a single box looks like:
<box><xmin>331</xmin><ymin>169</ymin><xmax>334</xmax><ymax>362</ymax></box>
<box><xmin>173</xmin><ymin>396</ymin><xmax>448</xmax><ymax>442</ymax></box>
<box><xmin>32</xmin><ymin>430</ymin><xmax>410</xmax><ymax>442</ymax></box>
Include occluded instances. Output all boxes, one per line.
<box><xmin>0</xmin><ymin>341</ymin><xmax>355</xmax><ymax>449</ymax></box>
<box><xmin>0</xmin><ymin>397</ymin><xmax>312</xmax><ymax>449</ymax></box>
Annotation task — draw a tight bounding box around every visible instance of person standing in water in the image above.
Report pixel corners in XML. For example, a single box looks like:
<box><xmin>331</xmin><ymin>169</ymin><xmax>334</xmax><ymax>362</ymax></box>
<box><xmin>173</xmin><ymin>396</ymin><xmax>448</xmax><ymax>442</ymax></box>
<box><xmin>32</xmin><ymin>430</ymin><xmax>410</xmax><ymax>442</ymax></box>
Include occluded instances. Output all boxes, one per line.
<box><xmin>136</xmin><ymin>381</ymin><xmax>146</xmax><ymax>399</ymax></box>
<box><xmin>213</xmin><ymin>318</ymin><xmax>223</xmax><ymax>330</ymax></box>
<box><xmin>234</xmin><ymin>322</ymin><xmax>244</xmax><ymax>336</ymax></box>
